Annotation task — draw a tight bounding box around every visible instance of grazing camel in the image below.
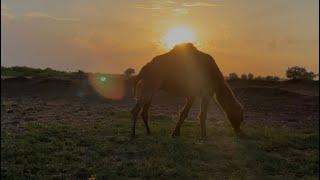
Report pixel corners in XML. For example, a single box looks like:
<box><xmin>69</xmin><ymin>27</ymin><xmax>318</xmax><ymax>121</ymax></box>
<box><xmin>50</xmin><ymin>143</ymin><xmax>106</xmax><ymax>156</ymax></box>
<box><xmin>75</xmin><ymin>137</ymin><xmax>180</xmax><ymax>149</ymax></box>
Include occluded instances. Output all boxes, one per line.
<box><xmin>131</xmin><ymin>43</ymin><xmax>243</xmax><ymax>138</ymax></box>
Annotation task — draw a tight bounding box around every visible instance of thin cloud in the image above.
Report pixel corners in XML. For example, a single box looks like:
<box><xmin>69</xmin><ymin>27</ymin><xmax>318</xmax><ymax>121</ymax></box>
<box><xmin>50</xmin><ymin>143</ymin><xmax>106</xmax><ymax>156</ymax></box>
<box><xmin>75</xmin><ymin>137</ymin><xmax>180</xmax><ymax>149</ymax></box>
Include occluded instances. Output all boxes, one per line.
<box><xmin>172</xmin><ymin>8</ymin><xmax>188</xmax><ymax>15</ymax></box>
<box><xmin>182</xmin><ymin>2</ymin><xmax>223</xmax><ymax>7</ymax></box>
<box><xmin>135</xmin><ymin>5</ymin><xmax>162</xmax><ymax>10</ymax></box>
<box><xmin>24</xmin><ymin>12</ymin><xmax>80</xmax><ymax>22</ymax></box>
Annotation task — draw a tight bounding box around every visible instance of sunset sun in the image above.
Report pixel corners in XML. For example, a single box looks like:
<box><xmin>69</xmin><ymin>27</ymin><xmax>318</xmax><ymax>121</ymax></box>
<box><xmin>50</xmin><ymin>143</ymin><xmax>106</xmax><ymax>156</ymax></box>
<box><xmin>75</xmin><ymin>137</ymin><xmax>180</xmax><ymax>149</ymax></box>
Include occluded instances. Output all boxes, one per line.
<box><xmin>163</xmin><ymin>26</ymin><xmax>196</xmax><ymax>49</ymax></box>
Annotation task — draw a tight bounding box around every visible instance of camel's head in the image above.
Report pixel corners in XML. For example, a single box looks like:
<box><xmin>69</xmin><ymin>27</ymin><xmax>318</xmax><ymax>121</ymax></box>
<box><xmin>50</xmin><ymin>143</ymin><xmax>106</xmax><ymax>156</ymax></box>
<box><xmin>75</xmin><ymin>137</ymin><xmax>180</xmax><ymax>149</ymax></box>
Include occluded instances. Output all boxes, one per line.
<box><xmin>228</xmin><ymin>104</ymin><xmax>244</xmax><ymax>137</ymax></box>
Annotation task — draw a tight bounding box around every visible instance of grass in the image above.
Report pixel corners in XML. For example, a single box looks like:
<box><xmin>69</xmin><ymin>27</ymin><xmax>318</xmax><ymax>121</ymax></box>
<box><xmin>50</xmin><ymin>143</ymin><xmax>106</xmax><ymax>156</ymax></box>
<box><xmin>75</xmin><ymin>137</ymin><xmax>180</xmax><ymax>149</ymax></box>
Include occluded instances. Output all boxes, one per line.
<box><xmin>1</xmin><ymin>111</ymin><xmax>319</xmax><ymax>179</ymax></box>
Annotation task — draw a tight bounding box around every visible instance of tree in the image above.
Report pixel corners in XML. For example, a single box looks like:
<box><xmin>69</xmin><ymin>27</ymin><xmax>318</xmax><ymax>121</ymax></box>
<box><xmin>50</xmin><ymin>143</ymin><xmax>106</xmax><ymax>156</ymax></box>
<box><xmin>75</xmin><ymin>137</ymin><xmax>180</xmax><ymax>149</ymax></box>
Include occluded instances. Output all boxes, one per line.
<box><xmin>273</xmin><ymin>76</ymin><xmax>280</xmax><ymax>81</ymax></box>
<box><xmin>265</xmin><ymin>76</ymin><xmax>280</xmax><ymax>81</ymax></box>
<box><xmin>228</xmin><ymin>73</ymin><xmax>239</xmax><ymax>80</ymax></box>
<box><xmin>303</xmin><ymin>71</ymin><xmax>317</xmax><ymax>80</ymax></box>
<box><xmin>286</xmin><ymin>66</ymin><xmax>316</xmax><ymax>80</ymax></box>
<box><xmin>247</xmin><ymin>73</ymin><xmax>254</xmax><ymax>80</ymax></box>
<box><xmin>241</xmin><ymin>74</ymin><xmax>248</xmax><ymax>80</ymax></box>
<box><xmin>124</xmin><ymin>68</ymin><xmax>135</xmax><ymax>77</ymax></box>
<box><xmin>255</xmin><ymin>76</ymin><xmax>264</xmax><ymax>80</ymax></box>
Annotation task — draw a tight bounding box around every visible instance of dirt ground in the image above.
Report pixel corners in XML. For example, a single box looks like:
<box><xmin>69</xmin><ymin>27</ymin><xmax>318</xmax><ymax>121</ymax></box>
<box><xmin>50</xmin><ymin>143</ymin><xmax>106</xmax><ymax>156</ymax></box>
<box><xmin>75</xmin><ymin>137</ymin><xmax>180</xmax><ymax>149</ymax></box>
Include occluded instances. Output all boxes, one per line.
<box><xmin>1</xmin><ymin>77</ymin><xmax>319</xmax><ymax>131</ymax></box>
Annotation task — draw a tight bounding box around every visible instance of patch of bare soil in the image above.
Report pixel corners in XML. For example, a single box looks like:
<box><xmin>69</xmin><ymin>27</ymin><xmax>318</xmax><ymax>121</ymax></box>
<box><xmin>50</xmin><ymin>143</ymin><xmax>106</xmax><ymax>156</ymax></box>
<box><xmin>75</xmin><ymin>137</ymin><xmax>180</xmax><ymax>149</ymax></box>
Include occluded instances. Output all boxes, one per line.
<box><xmin>1</xmin><ymin>77</ymin><xmax>318</xmax><ymax>131</ymax></box>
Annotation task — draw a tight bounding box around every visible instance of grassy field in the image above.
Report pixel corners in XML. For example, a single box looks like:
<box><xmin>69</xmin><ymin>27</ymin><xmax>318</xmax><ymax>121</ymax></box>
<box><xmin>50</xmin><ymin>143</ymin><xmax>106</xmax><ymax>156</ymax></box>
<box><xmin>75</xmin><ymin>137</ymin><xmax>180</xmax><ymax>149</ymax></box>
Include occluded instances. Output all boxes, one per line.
<box><xmin>1</xmin><ymin>111</ymin><xmax>319</xmax><ymax>179</ymax></box>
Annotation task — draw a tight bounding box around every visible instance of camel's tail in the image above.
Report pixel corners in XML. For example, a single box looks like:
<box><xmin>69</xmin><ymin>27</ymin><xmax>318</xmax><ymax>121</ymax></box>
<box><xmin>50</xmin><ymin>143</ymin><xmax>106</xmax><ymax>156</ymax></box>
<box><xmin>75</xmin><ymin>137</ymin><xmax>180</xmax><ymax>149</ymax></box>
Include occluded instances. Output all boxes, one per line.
<box><xmin>132</xmin><ymin>75</ymin><xmax>139</xmax><ymax>98</ymax></box>
<box><xmin>132</xmin><ymin>63</ymin><xmax>150</xmax><ymax>99</ymax></box>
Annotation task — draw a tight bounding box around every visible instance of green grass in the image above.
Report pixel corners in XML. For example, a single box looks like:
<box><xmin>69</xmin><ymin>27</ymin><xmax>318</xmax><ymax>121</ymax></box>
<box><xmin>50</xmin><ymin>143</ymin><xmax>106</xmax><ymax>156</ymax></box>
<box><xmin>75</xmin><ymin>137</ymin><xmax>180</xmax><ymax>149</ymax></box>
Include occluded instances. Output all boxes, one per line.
<box><xmin>1</xmin><ymin>111</ymin><xmax>319</xmax><ymax>179</ymax></box>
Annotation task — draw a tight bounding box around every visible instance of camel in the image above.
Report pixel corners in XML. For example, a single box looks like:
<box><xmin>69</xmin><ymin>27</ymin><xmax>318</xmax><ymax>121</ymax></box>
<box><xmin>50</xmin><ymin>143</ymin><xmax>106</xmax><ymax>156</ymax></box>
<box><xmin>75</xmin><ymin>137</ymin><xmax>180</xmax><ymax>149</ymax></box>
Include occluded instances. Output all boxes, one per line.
<box><xmin>131</xmin><ymin>43</ymin><xmax>243</xmax><ymax>138</ymax></box>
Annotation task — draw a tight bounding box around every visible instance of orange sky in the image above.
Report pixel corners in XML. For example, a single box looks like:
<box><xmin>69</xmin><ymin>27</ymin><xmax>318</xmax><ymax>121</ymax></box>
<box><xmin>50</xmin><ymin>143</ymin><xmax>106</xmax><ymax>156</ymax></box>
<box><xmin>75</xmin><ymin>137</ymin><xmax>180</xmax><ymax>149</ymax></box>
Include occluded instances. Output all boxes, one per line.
<box><xmin>1</xmin><ymin>0</ymin><xmax>319</xmax><ymax>77</ymax></box>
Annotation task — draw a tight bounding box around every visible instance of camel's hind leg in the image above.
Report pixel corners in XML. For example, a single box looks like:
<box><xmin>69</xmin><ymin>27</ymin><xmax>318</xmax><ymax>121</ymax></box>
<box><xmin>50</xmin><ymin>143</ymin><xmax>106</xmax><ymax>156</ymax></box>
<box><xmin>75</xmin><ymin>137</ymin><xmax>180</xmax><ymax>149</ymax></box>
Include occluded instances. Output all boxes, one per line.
<box><xmin>141</xmin><ymin>101</ymin><xmax>151</xmax><ymax>134</ymax></box>
<box><xmin>199</xmin><ymin>97</ymin><xmax>209</xmax><ymax>138</ymax></box>
<box><xmin>172</xmin><ymin>97</ymin><xmax>195</xmax><ymax>137</ymax></box>
<box><xmin>131</xmin><ymin>102</ymin><xmax>141</xmax><ymax>138</ymax></box>
<box><xmin>131</xmin><ymin>80</ymin><xmax>155</xmax><ymax>138</ymax></box>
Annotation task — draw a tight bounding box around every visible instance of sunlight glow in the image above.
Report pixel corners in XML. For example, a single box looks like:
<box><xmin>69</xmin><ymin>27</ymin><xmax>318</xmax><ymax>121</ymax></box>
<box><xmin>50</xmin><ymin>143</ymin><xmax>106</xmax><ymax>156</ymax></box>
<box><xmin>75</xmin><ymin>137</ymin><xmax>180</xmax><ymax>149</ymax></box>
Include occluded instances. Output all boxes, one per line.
<box><xmin>163</xmin><ymin>26</ymin><xmax>196</xmax><ymax>49</ymax></box>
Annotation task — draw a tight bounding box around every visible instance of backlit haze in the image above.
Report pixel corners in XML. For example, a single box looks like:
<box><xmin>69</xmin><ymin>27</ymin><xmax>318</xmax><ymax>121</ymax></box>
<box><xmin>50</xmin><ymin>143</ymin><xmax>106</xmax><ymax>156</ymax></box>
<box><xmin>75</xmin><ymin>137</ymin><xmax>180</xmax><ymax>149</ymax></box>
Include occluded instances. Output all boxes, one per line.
<box><xmin>1</xmin><ymin>0</ymin><xmax>319</xmax><ymax>77</ymax></box>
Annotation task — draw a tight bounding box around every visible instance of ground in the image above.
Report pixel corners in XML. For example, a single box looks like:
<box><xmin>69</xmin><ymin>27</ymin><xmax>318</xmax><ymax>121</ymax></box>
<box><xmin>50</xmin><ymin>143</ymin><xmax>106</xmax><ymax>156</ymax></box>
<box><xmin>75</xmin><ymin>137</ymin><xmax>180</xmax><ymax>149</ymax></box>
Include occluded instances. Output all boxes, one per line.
<box><xmin>1</xmin><ymin>76</ymin><xmax>319</xmax><ymax>179</ymax></box>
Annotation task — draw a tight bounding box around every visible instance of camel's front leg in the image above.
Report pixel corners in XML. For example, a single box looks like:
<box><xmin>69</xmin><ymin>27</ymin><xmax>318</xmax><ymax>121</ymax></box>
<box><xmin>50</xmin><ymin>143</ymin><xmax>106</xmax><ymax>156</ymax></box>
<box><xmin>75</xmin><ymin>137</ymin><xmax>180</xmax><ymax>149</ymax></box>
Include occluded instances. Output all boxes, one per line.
<box><xmin>172</xmin><ymin>97</ymin><xmax>194</xmax><ymax>137</ymax></box>
<box><xmin>199</xmin><ymin>98</ymin><xmax>209</xmax><ymax>138</ymax></box>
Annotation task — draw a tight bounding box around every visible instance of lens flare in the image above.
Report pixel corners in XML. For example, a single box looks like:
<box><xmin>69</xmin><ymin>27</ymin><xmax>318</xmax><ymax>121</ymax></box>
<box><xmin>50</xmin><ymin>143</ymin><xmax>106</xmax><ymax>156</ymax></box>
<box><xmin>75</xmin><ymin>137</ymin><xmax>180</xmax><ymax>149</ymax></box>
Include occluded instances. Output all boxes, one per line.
<box><xmin>88</xmin><ymin>73</ymin><xmax>124</xmax><ymax>100</ymax></box>
<box><xmin>100</xmin><ymin>76</ymin><xmax>107</xmax><ymax>82</ymax></box>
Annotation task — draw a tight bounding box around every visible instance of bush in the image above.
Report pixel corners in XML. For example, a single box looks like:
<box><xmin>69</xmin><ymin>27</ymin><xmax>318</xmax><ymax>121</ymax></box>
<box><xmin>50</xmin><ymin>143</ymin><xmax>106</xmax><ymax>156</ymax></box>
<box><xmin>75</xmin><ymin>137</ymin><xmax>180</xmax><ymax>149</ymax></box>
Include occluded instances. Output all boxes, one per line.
<box><xmin>241</xmin><ymin>74</ymin><xmax>248</xmax><ymax>80</ymax></box>
<box><xmin>124</xmin><ymin>68</ymin><xmax>135</xmax><ymax>78</ymax></box>
<box><xmin>286</xmin><ymin>66</ymin><xmax>316</xmax><ymax>80</ymax></box>
<box><xmin>247</xmin><ymin>73</ymin><xmax>254</xmax><ymax>80</ymax></box>
<box><xmin>228</xmin><ymin>73</ymin><xmax>239</xmax><ymax>80</ymax></box>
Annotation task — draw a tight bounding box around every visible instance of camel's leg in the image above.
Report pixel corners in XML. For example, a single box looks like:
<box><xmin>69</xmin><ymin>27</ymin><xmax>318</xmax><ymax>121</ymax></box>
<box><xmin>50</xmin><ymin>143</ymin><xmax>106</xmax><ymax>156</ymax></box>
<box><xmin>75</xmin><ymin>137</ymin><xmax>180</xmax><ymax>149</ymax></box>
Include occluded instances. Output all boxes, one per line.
<box><xmin>141</xmin><ymin>101</ymin><xmax>151</xmax><ymax>135</ymax></box>
<box><xmin>131</xmin><ymin>102</ymin><xmax>142</xmax><ymax>138</ymax></box>
<box><xmin>131</xmin><ymin>79</ymin><xmax>155</xmax><ymax>138</ymax></box>
<box><xmin>199</xmin><ymin>97</ymin><xmax>209</xmax><ymax>138</ymax></box>
<box><xmin>172</xmin><ymin>97</ymin><xmax>195</xmax><ymax>137</ymax></box>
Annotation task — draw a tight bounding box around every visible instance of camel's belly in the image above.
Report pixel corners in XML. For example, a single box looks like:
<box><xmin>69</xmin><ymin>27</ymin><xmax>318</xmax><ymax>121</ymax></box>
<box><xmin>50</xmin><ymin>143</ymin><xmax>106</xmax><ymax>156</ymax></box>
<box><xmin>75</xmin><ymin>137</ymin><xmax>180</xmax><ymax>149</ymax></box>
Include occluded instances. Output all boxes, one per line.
<box><xmin>160</xmin><ymin>78</ymin><xmax>212</xmax><ymax>97</ymax></box>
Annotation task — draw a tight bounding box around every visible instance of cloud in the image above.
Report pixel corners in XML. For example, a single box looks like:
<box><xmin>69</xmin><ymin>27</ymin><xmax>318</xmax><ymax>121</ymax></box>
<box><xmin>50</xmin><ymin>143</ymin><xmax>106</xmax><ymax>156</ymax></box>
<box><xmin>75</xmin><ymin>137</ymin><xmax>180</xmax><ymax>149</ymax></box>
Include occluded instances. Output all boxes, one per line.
<box><xmin>135</xmin><ymin>4</ymin><xmax>162</xmax><ymax>10</ymax></box>
<box><xmin>24</xmin><ymin>12</ymin><xmax>80</xmax><ymax>22</ymax></box>
<box><xmin>182</xmin><ymin>2</ymin><xmax>222</xmax><ymax>7</ymax></box>
<box><xmin>172</xmin><ymin>8</ymin><xmax>188</xmax><ymax>15</ymax></box>
<box><xmin>1</xmin><ymin>4</ymin><xmax>15</xmax><ymax>20</ymax></box>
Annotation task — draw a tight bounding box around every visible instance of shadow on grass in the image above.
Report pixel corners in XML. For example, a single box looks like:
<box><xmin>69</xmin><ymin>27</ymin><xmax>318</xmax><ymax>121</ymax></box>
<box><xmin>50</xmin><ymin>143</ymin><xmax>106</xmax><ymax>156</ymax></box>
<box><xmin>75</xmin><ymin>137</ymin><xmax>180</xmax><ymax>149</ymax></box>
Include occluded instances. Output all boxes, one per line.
<box><xmin>1</xmin><ymin>111</ymin><xmax>319</xmax><ymax>179</ymax></box>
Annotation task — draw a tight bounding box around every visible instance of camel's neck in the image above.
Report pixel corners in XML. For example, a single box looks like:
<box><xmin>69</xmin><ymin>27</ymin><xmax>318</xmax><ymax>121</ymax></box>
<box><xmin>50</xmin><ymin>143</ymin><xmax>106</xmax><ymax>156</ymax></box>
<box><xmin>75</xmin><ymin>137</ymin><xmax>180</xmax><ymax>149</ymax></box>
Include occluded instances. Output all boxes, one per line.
<box><xmin>214</xmin><ymin>80</ymin><xmax>242</xmax><ymax>115</ymax></box>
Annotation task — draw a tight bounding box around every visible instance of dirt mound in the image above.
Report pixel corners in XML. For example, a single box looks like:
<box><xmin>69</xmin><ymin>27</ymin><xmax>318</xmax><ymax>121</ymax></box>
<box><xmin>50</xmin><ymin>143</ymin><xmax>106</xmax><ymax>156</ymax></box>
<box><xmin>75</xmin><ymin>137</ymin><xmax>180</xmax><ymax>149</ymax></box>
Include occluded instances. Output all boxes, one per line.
<box><xmin>234</xmin><ymin>86</ymin><xmax>305</xmax><ymax>98</ymax></box>
<box><xmin>36</xmin><ymin>78</ymin><xmax>73</xmax><ymax>85</ymax></box>
<box><xmin>2</xmin><ymin>76</ymin><xmax>31</xmax><ymax>83</ymax></box>
<box><xmin>1</xmin><ymin>76</ymin><xmax>319</xmax><ymax>130</ymax></box>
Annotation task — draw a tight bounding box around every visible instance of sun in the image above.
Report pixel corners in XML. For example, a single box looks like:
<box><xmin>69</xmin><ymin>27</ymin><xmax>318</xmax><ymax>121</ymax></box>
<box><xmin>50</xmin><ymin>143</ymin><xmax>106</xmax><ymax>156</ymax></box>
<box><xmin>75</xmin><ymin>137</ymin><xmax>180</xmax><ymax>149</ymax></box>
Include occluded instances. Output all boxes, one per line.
<box><xmin>163</xmin><ymin>26</ymin><xmax>196</xmax><ymax>49</ymax></box>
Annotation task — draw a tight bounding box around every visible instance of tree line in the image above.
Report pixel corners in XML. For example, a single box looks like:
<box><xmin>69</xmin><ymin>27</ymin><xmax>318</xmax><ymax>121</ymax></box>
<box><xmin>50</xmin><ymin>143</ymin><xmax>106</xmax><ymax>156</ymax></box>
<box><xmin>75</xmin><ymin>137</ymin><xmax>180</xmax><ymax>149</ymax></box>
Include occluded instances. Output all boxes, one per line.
<box><xmin>124</xmin><ymin>66</ymin><xmax>318</xmax><ymax>81</ymax></box>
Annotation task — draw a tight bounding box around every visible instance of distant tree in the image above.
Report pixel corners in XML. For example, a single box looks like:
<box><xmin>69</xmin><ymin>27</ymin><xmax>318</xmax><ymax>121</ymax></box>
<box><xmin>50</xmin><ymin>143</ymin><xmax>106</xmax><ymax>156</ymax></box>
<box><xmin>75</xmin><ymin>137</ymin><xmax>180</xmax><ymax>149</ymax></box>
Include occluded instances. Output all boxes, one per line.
<box><xmin>247</xmin><ymin>73</ymin><xmax>254</xmax><ymax>80</ymax></box>
<box><xmin>255</xmin><ymin>76</ymin><xmax>264</xmax><ymax>80</ymax></box>
<box><xmin>273</xmin><ymin>76</ymin><xmax>280</xmax><ymax>81</ymax></box>
<box><xmin>265</xmin><ymin>76</ymin><xmax>280</xmax><ymax>81</ymax></box>
<box><xmin>241</xmin><ymin>74</ymin><xmax>248</xmax><ymax>80</ymax></box>
<box><xmin>228</xmin><ymin>73</ymin><xmax>239</xmax><ymax>80</ymax></box>
<box><xmin>124</xmin><ymin>68</ymin><xmax>135</xmax><ymax>78</ymax></box>
<box><xmin>265</xmin><ymin>76</ymin><xmax>273</xmax><ymax>81</ymax></box>
<box><xmin>303</xmin><ymin>71</ymin><xmax>317</xmax><ymax>80</ymax></box>
<box><xmin>76</xmin><ymin>70</ymin><xmax>86</xmax><ymax>78</ymax></box>
<box><xmin>286</xmin><ymin>66</ymin><xmax>316</xmax><ymax>80</ymax></box>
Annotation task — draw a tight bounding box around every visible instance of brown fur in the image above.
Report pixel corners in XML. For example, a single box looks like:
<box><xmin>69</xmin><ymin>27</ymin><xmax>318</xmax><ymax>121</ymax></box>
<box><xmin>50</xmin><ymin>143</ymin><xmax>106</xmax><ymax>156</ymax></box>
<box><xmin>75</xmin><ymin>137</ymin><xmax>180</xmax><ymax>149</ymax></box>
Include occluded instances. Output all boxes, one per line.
<box><xmin>131</xmin><ymin>43</ymin><xmax>243</xmax><ymax>138</ymax></box>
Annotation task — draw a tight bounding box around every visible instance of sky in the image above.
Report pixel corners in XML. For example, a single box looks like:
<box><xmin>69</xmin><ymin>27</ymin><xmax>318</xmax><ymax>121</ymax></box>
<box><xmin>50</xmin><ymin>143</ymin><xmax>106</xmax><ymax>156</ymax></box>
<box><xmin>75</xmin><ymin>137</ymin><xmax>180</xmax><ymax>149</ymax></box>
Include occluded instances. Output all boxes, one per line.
<box><xmin>1</xmin><ymin>0</ymin><xmax>319</xmax><ymax>77</ymax></box>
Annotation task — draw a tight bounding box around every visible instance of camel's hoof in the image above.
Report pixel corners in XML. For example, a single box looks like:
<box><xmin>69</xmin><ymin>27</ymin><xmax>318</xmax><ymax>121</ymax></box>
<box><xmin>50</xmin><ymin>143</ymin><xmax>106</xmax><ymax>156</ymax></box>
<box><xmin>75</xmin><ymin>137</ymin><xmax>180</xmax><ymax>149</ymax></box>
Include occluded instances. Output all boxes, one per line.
<box><xmin>130</xmin><ymin>133</ymin><xmax>136</xmax><ymax>139</ymax></box>
<box><xmin>171</xmin><ymin>131</ymin><xmax>180</xmax><ymax>138</ymax></box>
<box><xmin>235</xmin><ymin>130</ymin><xmax>246</xmax><ymax>138</ymax></box>
<box><xmin>200</xmin><ymin>135</ymin><xmax>207</xmax><ymax>140</ymax></box>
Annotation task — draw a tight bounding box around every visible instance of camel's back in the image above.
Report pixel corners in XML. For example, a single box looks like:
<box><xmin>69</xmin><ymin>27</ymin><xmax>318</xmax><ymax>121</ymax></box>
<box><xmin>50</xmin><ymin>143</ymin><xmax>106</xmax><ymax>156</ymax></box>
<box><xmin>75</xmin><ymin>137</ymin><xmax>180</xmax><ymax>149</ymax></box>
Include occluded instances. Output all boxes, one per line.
<box><xmin>137</xmin><ymin>43</ymin><xmax>224</xmax><ymax>96</ymax></box>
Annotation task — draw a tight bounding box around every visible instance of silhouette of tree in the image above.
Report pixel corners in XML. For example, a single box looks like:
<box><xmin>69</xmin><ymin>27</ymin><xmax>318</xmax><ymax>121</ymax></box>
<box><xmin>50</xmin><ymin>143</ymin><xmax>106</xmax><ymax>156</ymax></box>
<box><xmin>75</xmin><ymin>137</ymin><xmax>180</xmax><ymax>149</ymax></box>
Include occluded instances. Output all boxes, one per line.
<box><xmin>273</xmin><ymin>76</ymin><xmax>280</xmax><ymax>81</ymax></box>
<box><xmin>228</xmin><ymin>73</ymin><xmax>239</xmax><ymax>80</ymax></box>
<box><xmin>241</xmin><ymin>74</ymin><xmax>248</xmax><ymax>80</ymax></box>
<box><xmin>286</xmin><ymin>66</ymin><xmax>316</xmax><ymax>80</ymax></box>
<box><xmin>124</xmin><ymin>68</ymin><xmax>135</xmax><ymax>77</ymax></box>
<box><xmin>265</xmin><ymin>76</ymin><xmax>280</xmax><ymax>81</ymax></box>
<box><xmin>255</xmin><ymin>76</ymin><xmax>264</xmax><ymax>80</ymax></box>
<box><xmin>76</xmin><ymin>70</ymin><xmax>86</xmax><ymax>78</ymax></box>
<box><xmin>247</xmin><ymin>73</ymin><xmax>254</xmax><ymax>80</ymax></box>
